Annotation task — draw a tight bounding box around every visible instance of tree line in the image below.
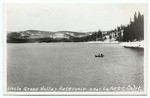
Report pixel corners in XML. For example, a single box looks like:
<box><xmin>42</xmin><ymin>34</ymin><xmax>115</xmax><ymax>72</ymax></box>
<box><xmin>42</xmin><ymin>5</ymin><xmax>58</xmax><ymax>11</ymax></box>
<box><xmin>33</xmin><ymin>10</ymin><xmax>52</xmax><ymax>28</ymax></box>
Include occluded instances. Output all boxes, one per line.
<box><xmin>123</xmin><ymin>12</ymin><xmax>144</xmax><ymax>42</ymax></box>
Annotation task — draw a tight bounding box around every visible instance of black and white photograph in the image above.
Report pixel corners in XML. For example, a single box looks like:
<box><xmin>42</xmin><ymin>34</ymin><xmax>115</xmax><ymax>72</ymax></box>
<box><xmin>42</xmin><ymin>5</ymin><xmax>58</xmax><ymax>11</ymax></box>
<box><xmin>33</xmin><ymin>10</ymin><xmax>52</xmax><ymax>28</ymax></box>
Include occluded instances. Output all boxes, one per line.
<box><xmin>4</xmin><ymin>3</ymin><xmax>147</xmax><ymax>95</ymax></box>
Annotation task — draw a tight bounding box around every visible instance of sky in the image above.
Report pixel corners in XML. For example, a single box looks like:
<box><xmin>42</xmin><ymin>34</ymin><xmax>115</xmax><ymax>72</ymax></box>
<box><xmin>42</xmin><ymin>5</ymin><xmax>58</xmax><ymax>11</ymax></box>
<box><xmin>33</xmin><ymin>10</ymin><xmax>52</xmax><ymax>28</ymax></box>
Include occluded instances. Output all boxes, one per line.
<box><xmin>5</xmin><ymin>3</ymin><xmax>146</xmax><ymax>32</ymax></box>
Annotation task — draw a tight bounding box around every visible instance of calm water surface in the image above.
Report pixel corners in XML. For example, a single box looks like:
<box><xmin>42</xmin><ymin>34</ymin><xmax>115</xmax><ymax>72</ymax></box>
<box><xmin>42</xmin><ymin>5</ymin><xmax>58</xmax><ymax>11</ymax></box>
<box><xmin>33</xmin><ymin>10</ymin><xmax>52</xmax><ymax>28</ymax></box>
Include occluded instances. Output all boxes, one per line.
<box><xmin>7</xmin><ymin>43</ymin><xmax>144</xmax><ymax>91</ymax></box>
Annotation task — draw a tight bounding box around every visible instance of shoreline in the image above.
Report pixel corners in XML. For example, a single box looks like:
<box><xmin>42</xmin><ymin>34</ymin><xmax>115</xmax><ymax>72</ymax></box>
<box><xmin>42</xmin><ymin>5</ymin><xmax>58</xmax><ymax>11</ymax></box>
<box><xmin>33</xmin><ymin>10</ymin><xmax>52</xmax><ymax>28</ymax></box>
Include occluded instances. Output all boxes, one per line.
<box><xmin>7</xmin><ymin>41</ymin><xmax>144</xmax><ymax>48</ymax></box>
<box><xmin>84</xmin><ymin>41</ymin><xmax>144</xmax><ymax>48</ymax></box>
<box><xmin>84</xmin><ymin>41</ymin><xmax>120</xmax><ymax>44</ymax></box>
<box><xmin>119</xmin><ymin>41</ymin><xmax>144</xmax><ymax>48</ymax></box>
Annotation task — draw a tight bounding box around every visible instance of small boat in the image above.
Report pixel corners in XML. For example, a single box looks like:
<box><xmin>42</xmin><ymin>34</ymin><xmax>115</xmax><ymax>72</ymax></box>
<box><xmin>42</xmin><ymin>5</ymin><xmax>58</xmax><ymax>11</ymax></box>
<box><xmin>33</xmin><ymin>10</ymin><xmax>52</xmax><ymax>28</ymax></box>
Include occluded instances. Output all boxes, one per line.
<box><xmin>95</xmin><ymin>54</ymin><xmax>104</xmax><ymax>57</ymax></box>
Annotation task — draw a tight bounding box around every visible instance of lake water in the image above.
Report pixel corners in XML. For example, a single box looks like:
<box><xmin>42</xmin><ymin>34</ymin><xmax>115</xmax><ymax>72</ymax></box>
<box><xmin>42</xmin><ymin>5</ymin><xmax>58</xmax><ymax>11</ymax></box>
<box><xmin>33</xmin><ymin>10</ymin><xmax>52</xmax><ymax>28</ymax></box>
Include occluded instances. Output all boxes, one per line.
<box><xmin>7</xmin><ymin>43</ymin><xmax>144</xmax><ymax>92</ymax></box>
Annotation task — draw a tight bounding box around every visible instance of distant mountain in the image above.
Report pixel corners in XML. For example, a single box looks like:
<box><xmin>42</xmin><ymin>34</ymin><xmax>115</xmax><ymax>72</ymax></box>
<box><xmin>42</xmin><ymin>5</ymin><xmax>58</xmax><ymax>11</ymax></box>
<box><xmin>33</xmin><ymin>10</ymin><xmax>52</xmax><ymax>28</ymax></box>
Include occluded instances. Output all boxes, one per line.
<box><xmin>56</xmin><ymin>31</ymin><xmax>90</xmax><ymax>37</ymax></box>
<box><xmin>7</xmin><ymin>30</ymin><xmax>90</xmax><ymax>39</ymax></box>
<box><xmin>7</xmin><ymin>29</ymin><xmax>122</xmax><ymax>43</ymax></box>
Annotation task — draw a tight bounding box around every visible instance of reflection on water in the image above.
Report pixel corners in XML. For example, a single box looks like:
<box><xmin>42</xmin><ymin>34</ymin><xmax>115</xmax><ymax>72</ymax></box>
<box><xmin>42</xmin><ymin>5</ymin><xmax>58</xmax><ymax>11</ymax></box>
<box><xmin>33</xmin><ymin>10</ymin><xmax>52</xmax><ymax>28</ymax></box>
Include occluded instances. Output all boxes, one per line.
<box><xmin>7</xmin><ymin>43</ymin><xmax>144</xmax><ymax>92</ymax></box>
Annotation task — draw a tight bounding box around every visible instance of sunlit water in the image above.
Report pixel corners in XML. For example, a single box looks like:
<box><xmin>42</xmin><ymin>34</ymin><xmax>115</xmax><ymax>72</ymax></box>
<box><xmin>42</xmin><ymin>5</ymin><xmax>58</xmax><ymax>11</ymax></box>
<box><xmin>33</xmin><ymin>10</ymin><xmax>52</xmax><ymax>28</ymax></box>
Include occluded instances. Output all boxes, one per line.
<box><xmin>7</xmin><ymin>43</ymin><xmax>144</xmax><ymax>92</ymax></box>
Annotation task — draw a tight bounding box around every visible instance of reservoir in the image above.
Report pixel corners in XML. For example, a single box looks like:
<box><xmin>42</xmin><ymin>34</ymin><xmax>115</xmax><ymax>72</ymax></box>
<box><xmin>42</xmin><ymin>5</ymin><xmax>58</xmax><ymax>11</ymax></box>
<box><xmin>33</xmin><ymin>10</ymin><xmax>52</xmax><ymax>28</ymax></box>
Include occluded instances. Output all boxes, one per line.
<box><xmin>7</xmin><ymin>43</ymin><xmax>144</xmax><ymax>92</ymax></box>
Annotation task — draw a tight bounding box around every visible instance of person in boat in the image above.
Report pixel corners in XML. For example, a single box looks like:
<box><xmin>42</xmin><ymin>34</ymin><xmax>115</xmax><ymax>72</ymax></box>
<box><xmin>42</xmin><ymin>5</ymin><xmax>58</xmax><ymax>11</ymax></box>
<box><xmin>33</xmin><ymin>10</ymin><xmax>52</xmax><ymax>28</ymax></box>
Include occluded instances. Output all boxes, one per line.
<box><xmin>101</xmin><ymin>54</ymin><xmax>104</xmax><ymax>57</ymax></box>
<box><xmin>95</xmin><ymin>53</ymin><xmax>104</xmax><ymax>57</ymax></box>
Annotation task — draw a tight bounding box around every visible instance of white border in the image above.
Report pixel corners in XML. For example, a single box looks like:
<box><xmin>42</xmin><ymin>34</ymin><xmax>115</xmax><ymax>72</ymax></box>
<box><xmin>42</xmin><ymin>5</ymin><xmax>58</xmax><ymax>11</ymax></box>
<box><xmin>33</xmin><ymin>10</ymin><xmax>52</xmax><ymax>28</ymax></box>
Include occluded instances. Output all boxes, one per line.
<box><xmin>1</xmin><ymin>0</ymin><xmax>149</xmax><ymax>97</ymax></box>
